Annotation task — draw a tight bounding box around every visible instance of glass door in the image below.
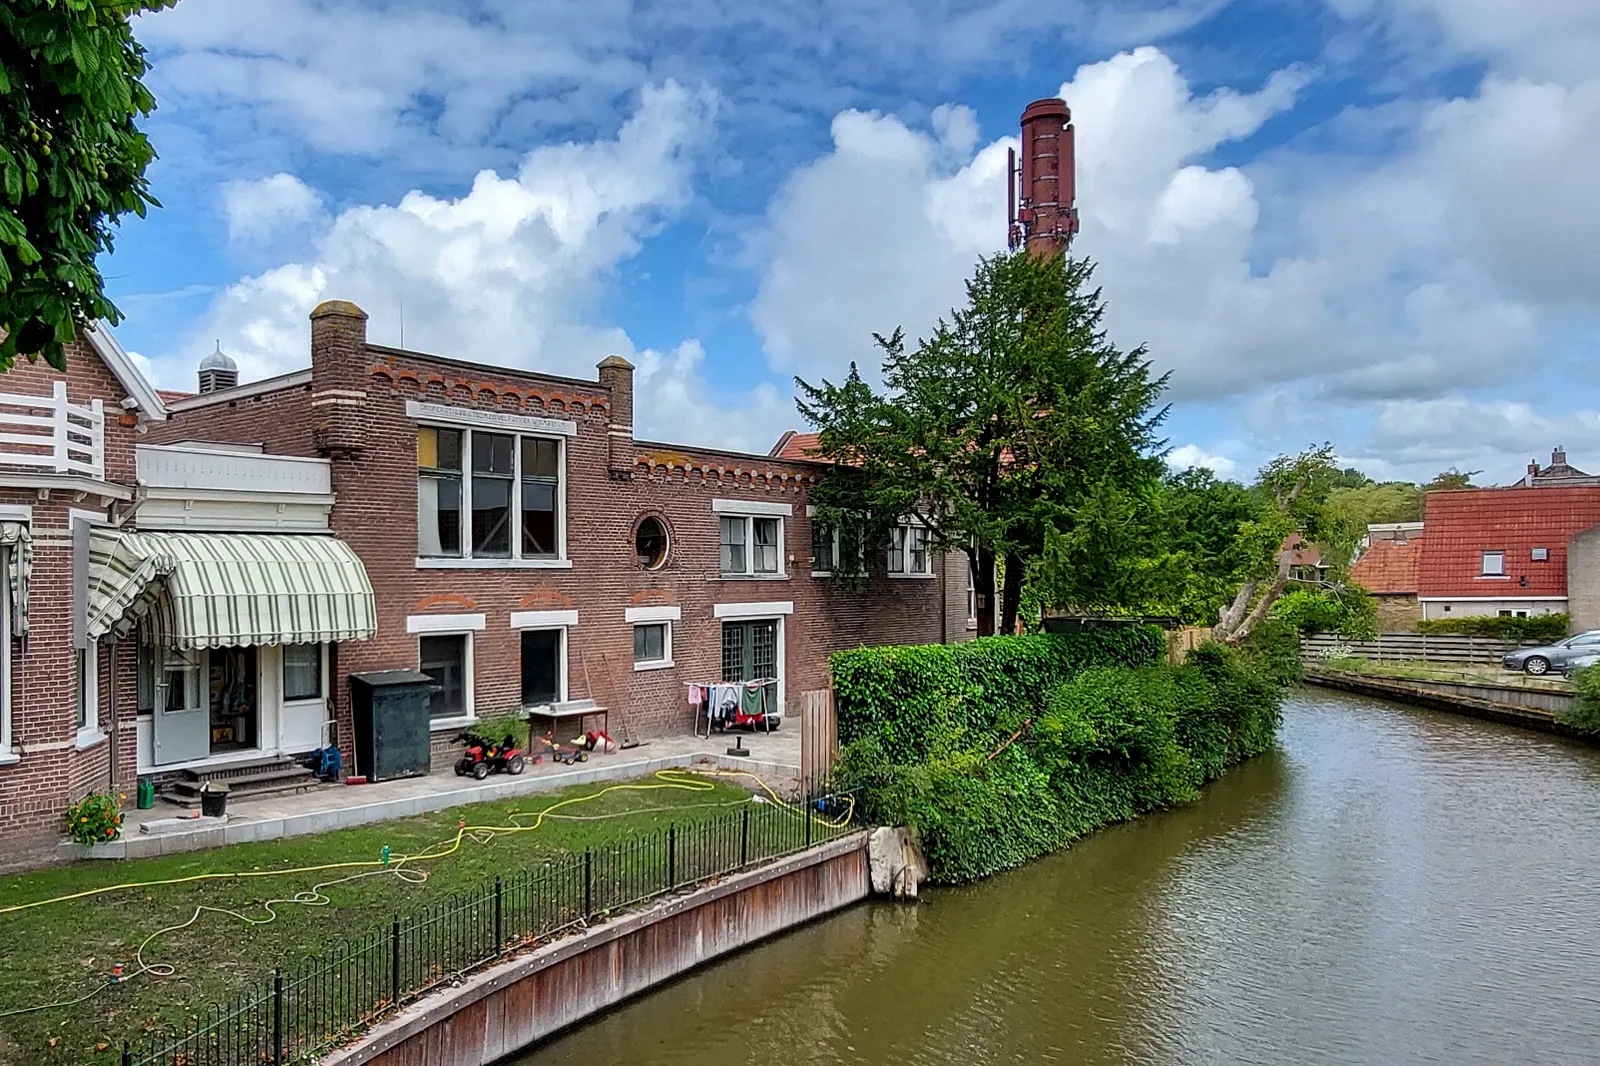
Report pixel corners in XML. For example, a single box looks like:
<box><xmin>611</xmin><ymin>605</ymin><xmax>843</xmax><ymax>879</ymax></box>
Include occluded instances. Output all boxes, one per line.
<box><xmin>153</xmin><ymin>649</ymin><xmax>209</xmax><ymax>765</ymax></box>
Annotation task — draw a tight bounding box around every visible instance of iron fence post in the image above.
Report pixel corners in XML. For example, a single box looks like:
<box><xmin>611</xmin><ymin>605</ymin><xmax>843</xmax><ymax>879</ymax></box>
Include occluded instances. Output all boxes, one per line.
<box><xmin>272</xmin><ymin>968</ymin><xmax>284</xmax><ymax>1066</ymax></box>
<box><xmin>494</xmin><ymin>875</ymin><xmax>504</xmax><ymax>957</ymax></box>
<box><xmin>740</xmin><ymin>806</ymin><xmax>750</xmax><ymax>867</ymax></box>
<box><xmin>391</xmin><ymin>916</ymin><xmax>401</xmax><ymax>1006</ymax></box>
<box><xmin>583</xmin><ymin>847</ymin><xmax>593</xmax><ymax>918</ymax></box>
<box><xmin>667</xmin><ymin>824</ymin><xmax>677</xmax><ymax>888</ymax></box>
<box><xmin>121</xmin><ymin>1040</ymin><xmax>130</xmax><ymax>1066</ymax></box>
<box><xmin>806</xmin><ymin>803</ymin><xmax>813</xmax><ymax>848</ymax></box>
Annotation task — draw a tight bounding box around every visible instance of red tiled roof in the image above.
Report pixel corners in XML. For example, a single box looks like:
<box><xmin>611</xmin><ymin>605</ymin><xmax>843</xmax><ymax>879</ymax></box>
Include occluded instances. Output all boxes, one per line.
<box><xmin>1417</xmin><ymin>486</ymin><xmax>1600</xmax><ymax>599</ymax></box>
<box><xmin>770</xmin><ymin>431</ymin><xmax>823</xmax><ymax>461</ymax></box>
<box><xmin>1279</xmin><ymin>533</ymin><xmax>1325</xmax><ymax>567</ymax></box>
<box><xmin>1351</xmin><ymin>537</ymin><xmax>1422</xmax><ymax>594</ymax></box>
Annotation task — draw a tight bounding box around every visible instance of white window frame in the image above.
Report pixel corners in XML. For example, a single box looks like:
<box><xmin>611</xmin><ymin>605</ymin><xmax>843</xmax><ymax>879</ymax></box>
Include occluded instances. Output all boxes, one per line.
<box><xmin>414</xmin><ymin>421</ymin><xmax>571</xmax><ymax>570</ymax></box>
<box><xmin>807</xmin><ymin>508</ymin><xmax>864</xmax><ymax>578</ymax></box>
<box><xmin>517</xmin><ymin>626</ymin><xmax>569</xmax><ymax>709</ymax></box>
<box><xmin>418</xmin><ymin>630</ymin><xmax>475</xmax><ymax>731</ymax></box>
<box><xmin>1480</xmin><ymin>550</ymin><xmax>1506</xmax><ymax>577</ymax></box>
<box><xmin>717</xmin><ymin>506</ymin><xmax>787</xmax><ymax>579</ymax></box>
<box><xmin>888</xmin><ymin>522</ymin><xmax>934</xmax><ymax>578</ymax></box>
<box><xmin>631</xmin><ymin>621</ymin><xmax>674</xmax><ymax>671</ymax></box>
<box><xmin>281</xmin><ymin>643</ymin><xmax>327</xmax><ymax>705</ymax></box>
<box><xmin>0</xmin><ymin>544</ymin><xmax>12</xmax><ymax>761</ymax></box>
<box><xmin>75</xmin><ymin>639</ymin><xmax>104</xmax><ymax>749</ymax></box>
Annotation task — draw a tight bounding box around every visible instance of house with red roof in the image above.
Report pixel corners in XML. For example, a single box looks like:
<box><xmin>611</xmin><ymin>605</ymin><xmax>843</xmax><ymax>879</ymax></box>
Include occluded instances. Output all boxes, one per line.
<box><xmin>1416</xmin><ymin>486</ymin><xmax>1600</xmax><ymax>624</ymax></box>
<box><xmin>1350</xmin><ymin>524</ymin><xmax>1424</xmax><ymax>631</ymax></box>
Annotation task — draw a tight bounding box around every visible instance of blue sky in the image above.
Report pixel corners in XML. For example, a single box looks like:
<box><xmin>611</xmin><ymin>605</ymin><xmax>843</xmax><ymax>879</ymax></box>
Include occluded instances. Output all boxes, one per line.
<box><xmin>102</xmin><ymin>0</ymin><xmax>1600</xmax><ymax>484</ymax></box>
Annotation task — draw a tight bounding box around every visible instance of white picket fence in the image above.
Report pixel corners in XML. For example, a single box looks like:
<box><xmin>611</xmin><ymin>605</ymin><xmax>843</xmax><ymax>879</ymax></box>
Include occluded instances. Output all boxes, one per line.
<box><xmin>0</xmin><ymin>381</ymin><xmax>105</xmax><ymax>478</ymax></box>
<box><xmin>1302</xmin><ymin>632</ymin><xmax>1536</xmax><ymax>665</ymax></box>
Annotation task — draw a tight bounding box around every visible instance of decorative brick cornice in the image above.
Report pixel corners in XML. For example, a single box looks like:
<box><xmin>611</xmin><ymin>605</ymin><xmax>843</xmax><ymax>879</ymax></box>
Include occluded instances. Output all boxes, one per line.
<box><xmin>368</xmin><ymin>362</ymin><xmax>609</xmax><ymax>420</ymax></box>
<box><xmin>632</xmin><ymin>454</ymin><xmax>816</xmax><ymax>489</ymax></box>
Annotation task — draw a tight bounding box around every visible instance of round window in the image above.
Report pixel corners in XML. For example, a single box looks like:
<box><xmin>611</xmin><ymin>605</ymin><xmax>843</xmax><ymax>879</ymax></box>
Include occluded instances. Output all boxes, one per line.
<box><xmin>636</xmin><ymin>517</ymin><xmax>669</xmax><ymax>570</ymax></box>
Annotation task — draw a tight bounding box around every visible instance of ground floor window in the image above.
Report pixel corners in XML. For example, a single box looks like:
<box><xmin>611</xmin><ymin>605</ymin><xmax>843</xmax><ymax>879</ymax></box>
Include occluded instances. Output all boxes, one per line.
<box><xmin>0</xmin><ymin>547</ymin><xmax>10</xmax><ymax>751</ymax></box>
<box><xmin>76</xmin><ymin>642</ymin><xmax>97</xmax><ymax>731</ymax></box>
<box><xmin>522</xmin><ymin>629</ymin><xmax>563</xmax><ymax>707</ymax></box>
<box><xmin>283</xmin><ymin>644</ymin><xmax>323</xmax><ymax>701</ymax></box>
<box><xmin>633</xmin><ymin>623</ymin><xmax>670</xmax><ymax>667</ymax></box>
<box><xmin>421</xmin><ymin>634</ymin><xmax>469</xmax><ymax>719</ymax></box>
<box><xmin>721</xmin><ymin>620</ymin><xmax>777</xmax><ymax>681</ymax></box>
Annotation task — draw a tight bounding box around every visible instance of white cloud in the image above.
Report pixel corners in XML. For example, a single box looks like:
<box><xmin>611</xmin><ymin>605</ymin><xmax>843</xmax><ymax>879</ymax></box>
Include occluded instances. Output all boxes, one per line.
<box><xmin>221</xmin><ymin>173</ymin><xmax>324</xmax><ymax>243</ymax></box>
<box><xmin>150</xmin><ymin>82</ymin><xmax>785</xmax><ymax>453</ymax></box>
<box><xmin>1166</xmin><ymin>443</ymin><xmax>1238</xmax><ymax>478</ymax></box>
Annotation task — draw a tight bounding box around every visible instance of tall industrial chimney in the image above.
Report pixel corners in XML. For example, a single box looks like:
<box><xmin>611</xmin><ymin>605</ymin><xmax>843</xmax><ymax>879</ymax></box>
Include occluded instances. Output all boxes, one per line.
<box><xmin>1008</xmin><ymin>97</ymin><xmax>1078</xmax><ymax>256</ymax></box>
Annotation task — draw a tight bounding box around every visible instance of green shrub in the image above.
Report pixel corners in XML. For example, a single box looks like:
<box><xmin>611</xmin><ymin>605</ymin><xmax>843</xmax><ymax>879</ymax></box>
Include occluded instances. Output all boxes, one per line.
<box><xmin>65</xmin><ymin>790</ymin><xmax>124</xmax><ymax>847</ymax></box>
<box><xmin>832</xmin><ymin>629</ymin><xmax>1291</xmax><ymax>883</ymax></box>
<box><xmin>1417</xmin><ymin>614</ymin><xmax>1569</xmax><ymax>643</ymax></box>
<box><xmin>1560</xmin><ymin>665</ymin><xmax>1600</xmax><ymax>736</ymax></box>
<box><xmin>1272</xmin><ymin>586</ymin><xmax>1377</xmax><ymax>640</ymax></box>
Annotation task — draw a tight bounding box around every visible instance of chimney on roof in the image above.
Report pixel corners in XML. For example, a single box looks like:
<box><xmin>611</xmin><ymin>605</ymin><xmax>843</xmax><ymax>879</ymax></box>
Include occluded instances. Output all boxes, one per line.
<box><xmin>1553</xmin><ymin>446</ymin><xmax>1567</xmax><ymax>467</ymax></box>
<box><xmin>198</xmin><ymin>341</ymin><xmax>238</xmax><ymax>394</ymax></box>
<box><xmin>309</xmin><ymin>299</ymin><xmax>369</xmax><ymax>456</ymax></box>
<box><xmin>597</xmin><ymin>354</ymin><xmax>634</xmax><ymax>481</ymax></box>
<box><xmin>1008</xmin><ymin>97</ymin><xmax>1078</xmax><ymax>257</ymax></box>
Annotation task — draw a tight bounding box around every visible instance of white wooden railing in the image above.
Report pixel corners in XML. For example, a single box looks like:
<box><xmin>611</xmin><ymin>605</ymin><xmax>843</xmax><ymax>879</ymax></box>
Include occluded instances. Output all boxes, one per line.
<box><xmin>0</xmin><ymin>380</ymin><xmax>105</xmax><ymax>479</ymax></box>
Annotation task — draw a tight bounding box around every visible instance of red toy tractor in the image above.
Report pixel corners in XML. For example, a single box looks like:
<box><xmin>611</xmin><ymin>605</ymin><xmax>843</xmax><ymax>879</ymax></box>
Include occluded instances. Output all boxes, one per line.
<box><xmin>452</xmin><ymin>731</ymin><xmax>529</xmax><ymax>780</ymax></box>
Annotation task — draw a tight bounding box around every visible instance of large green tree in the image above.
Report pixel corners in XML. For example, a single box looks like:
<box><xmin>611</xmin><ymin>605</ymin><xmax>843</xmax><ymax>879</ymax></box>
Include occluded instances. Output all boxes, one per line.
<box><xmin>796</xmin><ymin>251</ymin><xmax>1169</xmax><ymax>635</ymax></box>
<box><xmin>0</xmin><ymin>0</ymin><xmax>170</xmax><ymax>371</ymax></box>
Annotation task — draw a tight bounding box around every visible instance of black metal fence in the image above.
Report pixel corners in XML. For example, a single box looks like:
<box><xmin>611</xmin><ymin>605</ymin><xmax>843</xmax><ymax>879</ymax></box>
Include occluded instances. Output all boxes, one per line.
<box><xmin>124</xmin><ymin>802</ymin><xmax>848</xmax><ymax>1066</ymax></box>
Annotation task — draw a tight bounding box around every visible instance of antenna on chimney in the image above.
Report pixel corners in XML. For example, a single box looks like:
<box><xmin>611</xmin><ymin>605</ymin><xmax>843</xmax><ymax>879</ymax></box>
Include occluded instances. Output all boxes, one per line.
<box><xmin>1009</xmin><ymin>97</ymin><xmax>1079</xmax><ymax>256</ymax></box>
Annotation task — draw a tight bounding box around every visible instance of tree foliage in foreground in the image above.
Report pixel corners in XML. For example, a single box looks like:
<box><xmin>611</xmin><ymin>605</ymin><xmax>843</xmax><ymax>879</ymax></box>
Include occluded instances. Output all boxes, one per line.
<box><xmin>796</xmin><ymin>251</ymin><xmax>1169</xmax><ymax>635</ymax></box>
<box><xmin>0</xmin><ymin>0</ymin><xmax>170</xmax><ymax>371</ymax></box>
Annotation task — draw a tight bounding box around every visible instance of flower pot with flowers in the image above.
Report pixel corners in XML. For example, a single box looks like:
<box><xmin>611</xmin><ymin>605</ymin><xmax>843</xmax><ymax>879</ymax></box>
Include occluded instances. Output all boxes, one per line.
<box><xmin>65</xmin><ymin>790</ymin><xmax>125</xmax><ymax>846</ymax></box>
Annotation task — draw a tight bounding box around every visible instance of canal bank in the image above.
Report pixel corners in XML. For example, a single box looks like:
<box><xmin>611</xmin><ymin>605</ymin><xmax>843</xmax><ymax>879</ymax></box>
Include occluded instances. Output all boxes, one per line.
<box><xmin>1303</xmin><ymin>664</ymin><xmax>1587</xmax><ymax>738</ymax></box>
<box><xmin>507</xmin><ymin>688</ymin><xmax>1600</xmax><ymax>1066</ymax></box>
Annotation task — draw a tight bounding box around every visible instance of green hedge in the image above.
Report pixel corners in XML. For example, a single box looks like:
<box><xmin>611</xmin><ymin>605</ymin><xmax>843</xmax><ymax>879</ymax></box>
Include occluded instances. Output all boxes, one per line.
<box><xmin>1560</xmin><ymin>665</ymin><xmax>1600</xmax><ymax>736</ymax></box>
<box><xmin>1417</xmin><ymin>614</ymin><xmax>1569</xmax><ymax>643</ymax></box>
<box><xmin>831</xmin><ymin>623</ymin><xmax>1291</xmax><ymax>883</ymax></box>
<box><xmin>832</xmin><ymin>628</ymin><xmax>1166</xmax><ymax>765</ymax></box>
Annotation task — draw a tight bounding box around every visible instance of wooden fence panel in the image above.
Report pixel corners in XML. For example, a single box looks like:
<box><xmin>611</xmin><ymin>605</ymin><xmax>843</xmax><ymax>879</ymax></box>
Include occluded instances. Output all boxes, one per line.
<box><xmin>1301</xmin><ymin>632</ymin><xmax>1536</xmax><ymax>665</ymax></box>
<box><xmin>799</xmin><ymin>689</ymin><xmax>837</xmax><ymax>800</ymax></box>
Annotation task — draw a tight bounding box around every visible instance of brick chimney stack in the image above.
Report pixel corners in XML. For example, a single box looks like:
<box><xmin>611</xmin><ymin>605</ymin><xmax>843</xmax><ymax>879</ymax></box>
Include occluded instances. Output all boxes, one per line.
<box><xmin>596</xmin><ymin>354</ymin><xmax>634</xmax><ymax>480</ymax></box>
<box><xmin>309</xmin><ymin>299</ymin><xmax>369</xmax><ymax>456</ymax></box>
<box><xmin>1015</xmin><ymin>97</ymin><xmax>1079</xmax><ymax>257</ymax></box>
<box><xmin>1553</xmin><ymin>446</ymin><xmax>1568</xmax><ymax>467</ymax></box>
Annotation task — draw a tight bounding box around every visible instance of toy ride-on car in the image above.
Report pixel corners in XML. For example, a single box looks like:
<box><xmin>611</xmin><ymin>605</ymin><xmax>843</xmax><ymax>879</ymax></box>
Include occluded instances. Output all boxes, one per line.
<box><xmin>452</xmin><ymin>731</ymin><xmax>529</xmax><ymax>780</ymax></box>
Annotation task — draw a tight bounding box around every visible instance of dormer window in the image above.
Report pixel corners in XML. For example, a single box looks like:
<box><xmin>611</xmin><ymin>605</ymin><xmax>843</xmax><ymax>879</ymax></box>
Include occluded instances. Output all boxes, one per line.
<box><xmin>1481</xmin><ymin>551</ymin><xmax>1505</xmax><ymax>576</ymax></box>
<box><xmin>1531</xmin><ymin>547</ymin><xmax>1549</xmax><ymax>562</ymax></box>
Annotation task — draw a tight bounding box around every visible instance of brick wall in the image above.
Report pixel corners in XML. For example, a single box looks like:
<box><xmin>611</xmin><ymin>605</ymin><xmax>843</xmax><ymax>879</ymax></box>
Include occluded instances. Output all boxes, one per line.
<box><xmin>146</xmin><ymin>377</ymin><xmax>320</xmax><ymax>458</ymax></box>
<box><xmin>1567</xmin><ymin>527</ymin><xmax>1600</xmax><ymax>634</ymax></box>
<box><xmin>0</xmin><ymin>337</ymin><xmax>145</xmax><ymax>865</ymax></box>
<box><xmin>1374</xmin><ymin>593</ymin><xmax>1420</xmax><ymax>634</ymax></box>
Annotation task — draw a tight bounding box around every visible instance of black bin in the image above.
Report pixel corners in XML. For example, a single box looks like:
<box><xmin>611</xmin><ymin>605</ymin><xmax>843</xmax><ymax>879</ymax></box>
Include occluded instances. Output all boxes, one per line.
<box><xmin>349</xmin><ymin>670</ymin><xmax>434</xmax><ymax>782</ymax></box>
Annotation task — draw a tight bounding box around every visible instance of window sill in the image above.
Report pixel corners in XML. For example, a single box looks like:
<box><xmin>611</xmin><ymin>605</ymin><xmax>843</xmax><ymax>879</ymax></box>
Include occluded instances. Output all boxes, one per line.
<box><xmin>0</xmin><ymin>750</ymin><xmax>19</xmax><ymax>767</ymax></box>
<box><xmin>1475</xmin><ymin>575</ymin><xmax>1511</xmax><ymax>581</ymax></box>
<box><xmin>811</xmin><ymin>571</ymin><xmax>834</xmax><ymax>579</ymax></box>
<box><xmin>633</xmin><ymin>659</ymin><xmax>676</xmax><ymax>673</ymax></box>
<box><xmin>429</xmin><ymin>715</ymin><xmax>476</xmax><ymax>734</ymax></box>
<box><xmin>887</xmin><ymin>571</ymin><xmax>936</xmax><ymax>580</ymax></box>
<box><xmin>416</xmin><ymin>557</ymin><xmax>572</xmax><ymax>570</ymax></box>
<box><xmin>715</xmin><ymin>574</ymin><xmax>789</xmax><ymax>582</ymax></box>
<box><xmin>74</xmin><ymin>728</ymin><xmax>107</xmax><ymax>752</ymax></box>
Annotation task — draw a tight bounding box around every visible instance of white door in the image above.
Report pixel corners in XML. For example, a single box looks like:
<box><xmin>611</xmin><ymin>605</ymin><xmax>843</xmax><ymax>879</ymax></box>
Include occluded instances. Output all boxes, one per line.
<box><xmin>154</xmin><ymin>649</ymin><xmax>209</xmax><ymax>765</ymax></box>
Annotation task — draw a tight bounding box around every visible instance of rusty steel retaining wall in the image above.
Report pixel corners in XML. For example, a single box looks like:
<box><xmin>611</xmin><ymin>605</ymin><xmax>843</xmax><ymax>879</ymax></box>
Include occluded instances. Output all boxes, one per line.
<box><xmin>320</xmin><ymin>833</ymin><xmax>870</xmax><ymax>1066</ymax></box>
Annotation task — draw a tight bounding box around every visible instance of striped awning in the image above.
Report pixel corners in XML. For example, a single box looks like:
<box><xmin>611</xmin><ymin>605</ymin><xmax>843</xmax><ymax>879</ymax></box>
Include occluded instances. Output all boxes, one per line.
<box><xmin>88</xmin><ymin>530</ymin><xmax>376</xmax><ymax>649</ymax></box>
<box><xmin>0</xmin><ymin>521</ymin><xmax>30</xmax><ymax>637</ymax></box>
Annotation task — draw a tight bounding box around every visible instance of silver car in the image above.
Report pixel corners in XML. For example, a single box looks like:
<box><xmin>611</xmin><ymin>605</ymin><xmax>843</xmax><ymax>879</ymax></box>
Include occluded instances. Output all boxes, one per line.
<box><xmin>1502</xmin><ymin>631</ymin><xmax>1600</xmax><ymax>676</ymax></box>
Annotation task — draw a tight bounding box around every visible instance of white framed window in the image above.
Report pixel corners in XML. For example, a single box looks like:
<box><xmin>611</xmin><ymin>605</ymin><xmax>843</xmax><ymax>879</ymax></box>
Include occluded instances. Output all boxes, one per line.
<box><xmin>520</xmin><ymin>628</ymin><xmax>566</xmax><ymax>707</ymax></box>
<box><xmin>889</xmin><ymin>523</ymin><xmax>933</xmax><ymax>577</ymax></box>
<box><xmin>810</xmin><ymin>520</ymin><xmax>863</xmax><ymax>577</ymax></box>
<box><xmin>0</xmin><ymin>546</ymin><xmax>11</xmax><ymax>757</ymax></box>
<box><xmin>283</xmin><ymin>644</ymin><xmax>324</xmax><ymax>702</ymax></box>
<box><xmin>76</xmin><ymin>639</ymin><xmax>102</xmax><ymax>745</ymax></box>
<box><xmin>1531</xmin><ymin>547</ymin><xmax>1550</xmax><ymax>561</ymax></box>
<box><xmin>420</xmin><ymin>633</ymin><xmax>472</xmax><ymax>721</ymax></box>
<box><xmin>633</xmin><ymin>623</ymin><xmax>672</xmax><ymax>669</ymax></box>
<box><xmin>1481</xmin><ymin>550</ymin><xmax>1505</xmax><ymax>576</ymax></box>
<box><xmin>721</xmin><ymin>515</ymin><xmax>783</xmax><ymax>577</ymax></box>
<box><xmin>417</xmin><ymin>423</ymin><xmax>566</xmax><ymax>566</ymax></box>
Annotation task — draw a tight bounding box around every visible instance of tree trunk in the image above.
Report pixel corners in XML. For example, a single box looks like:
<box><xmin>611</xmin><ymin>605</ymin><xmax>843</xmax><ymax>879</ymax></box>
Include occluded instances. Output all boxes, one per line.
<box><xmin>974</xmin><ymin>545</ymin><xmax>997</xmax><ymax>637</ymax></box>
<box><xmin>1224</xmin><ymin>574</ymin><xmax>1288</xmax><ymax>645</ymax></box>
<box><xmin>1000</xmin><ymin>552</ymin><xmax>1025</xmax><ymax>635</ymax></box>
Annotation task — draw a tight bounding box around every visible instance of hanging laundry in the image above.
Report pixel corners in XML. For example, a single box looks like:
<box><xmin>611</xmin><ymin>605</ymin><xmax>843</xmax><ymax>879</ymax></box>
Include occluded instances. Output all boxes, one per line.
<box><xmin>687</xmin><ymin>684</ymin><xmax>704</xmax><ymax>707</ymax></box>
<box><xmin>741</xmin><ymin>682</ymin><xmax>766</xmax><ymax>718</ymax></box>
<box><xmin>715</xmin><ymin>684</ymin><xmax>741</xmax><ymax>721</ymax></box>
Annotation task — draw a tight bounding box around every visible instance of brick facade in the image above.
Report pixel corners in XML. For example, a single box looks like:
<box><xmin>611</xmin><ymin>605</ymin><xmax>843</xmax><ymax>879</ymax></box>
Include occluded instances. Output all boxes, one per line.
<box><xmin>0</xmin><ymin>338</ymin><xmax>149</xmax><ymax>866</ymax></box>
<box><xmin>151</xmin><ymin>302</ymin><xmax>968</xmax><ymax>774</ymax></box>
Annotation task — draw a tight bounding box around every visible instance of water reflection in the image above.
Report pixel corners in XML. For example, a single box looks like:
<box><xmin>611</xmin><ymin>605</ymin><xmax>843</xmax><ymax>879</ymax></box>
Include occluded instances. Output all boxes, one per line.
<box><xmin>517</xmin><ymin>690</ymin><xmax>1600</xmax><ymax>1066</ymax></box>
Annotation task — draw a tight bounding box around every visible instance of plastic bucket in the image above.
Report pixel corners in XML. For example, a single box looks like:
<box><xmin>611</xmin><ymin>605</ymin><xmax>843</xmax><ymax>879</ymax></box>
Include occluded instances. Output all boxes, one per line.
<box><xmin>199</xmin><ymin>783</ymin><xmax>230</xmax><ymax>818</ymax></box>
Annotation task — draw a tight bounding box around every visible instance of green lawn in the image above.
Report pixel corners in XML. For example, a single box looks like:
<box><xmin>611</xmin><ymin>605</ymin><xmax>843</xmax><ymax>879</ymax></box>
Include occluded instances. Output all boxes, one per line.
<box><xmin>0</xmin><ymin>773</ymin><xmax>759</xmax><ymax>1066</ymax></box>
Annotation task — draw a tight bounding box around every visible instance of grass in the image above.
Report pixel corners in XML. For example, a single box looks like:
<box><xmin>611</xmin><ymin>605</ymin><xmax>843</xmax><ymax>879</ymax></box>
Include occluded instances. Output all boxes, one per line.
<box><xmin>1313</xmin><ymin>656</ymin><xmax>1572</xmax><ymax>692</ymax></box>
<box><xmin>0</xmin><ymin>773</ymin><xmax>760</xmax><ymax>1066</ymax></box>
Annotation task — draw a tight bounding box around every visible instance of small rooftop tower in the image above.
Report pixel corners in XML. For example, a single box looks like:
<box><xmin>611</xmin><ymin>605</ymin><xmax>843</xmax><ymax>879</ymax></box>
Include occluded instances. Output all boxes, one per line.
<box><xmin>198</xmin><ymin>341</ymin><xmax>238</xmax><ymax>394</ymax></box>
<box><xmin>1007</xmin><ymin>97</ymin><xmax>1079</xmax><ymax>256</ymax></box>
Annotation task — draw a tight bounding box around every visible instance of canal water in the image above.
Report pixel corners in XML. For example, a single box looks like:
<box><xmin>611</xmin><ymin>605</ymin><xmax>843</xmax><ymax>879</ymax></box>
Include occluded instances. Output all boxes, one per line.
<box><xmin>514</xmin><ymin>689</ymin><xmax>1600</xmax><ymax>1066</ymax></box>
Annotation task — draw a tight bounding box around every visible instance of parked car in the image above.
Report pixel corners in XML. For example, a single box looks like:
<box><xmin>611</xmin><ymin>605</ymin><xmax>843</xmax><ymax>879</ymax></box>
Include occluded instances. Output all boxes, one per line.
<box><xmin>1501</xmin><ymin>632</ymin><xmax>1600</xmax><ymax>676</ymax></box>
<box><xmin>1563</xmin><ymin>653</ymin><xmax>1600</xmax><ymax>679</ymax></box>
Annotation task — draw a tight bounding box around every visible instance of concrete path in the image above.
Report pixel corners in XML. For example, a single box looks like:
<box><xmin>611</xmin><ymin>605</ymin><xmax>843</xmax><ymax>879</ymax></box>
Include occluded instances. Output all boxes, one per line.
<box><xmin>66</xmin><ymin>729</ymin><xmax>801</xmax><ymax>862</ymax></box>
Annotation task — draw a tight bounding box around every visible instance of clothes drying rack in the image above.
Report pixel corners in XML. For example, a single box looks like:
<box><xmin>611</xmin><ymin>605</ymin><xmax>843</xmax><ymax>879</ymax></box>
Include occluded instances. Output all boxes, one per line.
<box><xmin>686</xmin><ymin>679</ymin><xmax>779</xmax><ymax>739</ymax></box>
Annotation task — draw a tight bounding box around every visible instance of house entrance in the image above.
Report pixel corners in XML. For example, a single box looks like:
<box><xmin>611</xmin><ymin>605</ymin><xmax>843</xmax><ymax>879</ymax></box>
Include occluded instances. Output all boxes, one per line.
<box><xmin>721</xmin><ymin>620</ymin><xmax>777</xmax><ymax>683</ymax></box>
